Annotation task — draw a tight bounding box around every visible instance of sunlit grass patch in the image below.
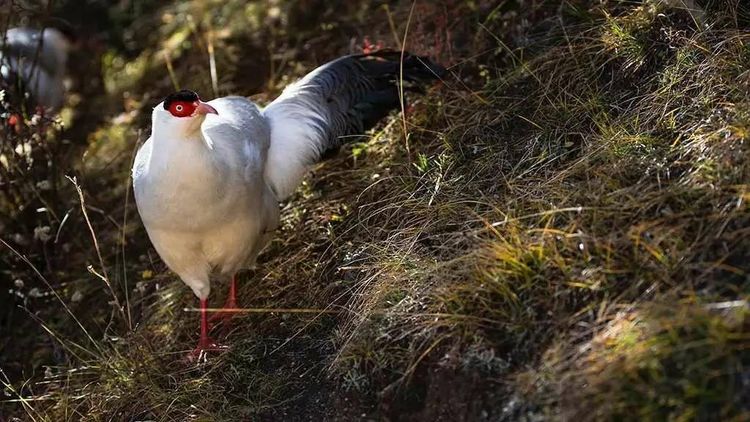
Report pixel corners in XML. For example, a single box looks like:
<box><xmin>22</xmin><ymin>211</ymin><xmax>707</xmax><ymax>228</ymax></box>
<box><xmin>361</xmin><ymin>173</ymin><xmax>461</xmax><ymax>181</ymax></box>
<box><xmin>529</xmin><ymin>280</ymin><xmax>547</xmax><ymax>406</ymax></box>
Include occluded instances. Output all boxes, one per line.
<box><xmin>541</xmin><ymin>300</ymin><xmax>750</xmax><ymax>421</ymax></box>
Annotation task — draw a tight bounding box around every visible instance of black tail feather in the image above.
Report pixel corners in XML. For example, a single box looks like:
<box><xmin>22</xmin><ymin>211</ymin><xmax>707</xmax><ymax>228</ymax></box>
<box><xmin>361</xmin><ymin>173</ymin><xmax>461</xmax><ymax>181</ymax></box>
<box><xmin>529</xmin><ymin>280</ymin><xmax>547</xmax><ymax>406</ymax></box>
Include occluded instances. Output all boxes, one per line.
<box><xmin>346</xmin><ymin>52</ymin><xmax>444</xmax><ymax>136</ymax></box>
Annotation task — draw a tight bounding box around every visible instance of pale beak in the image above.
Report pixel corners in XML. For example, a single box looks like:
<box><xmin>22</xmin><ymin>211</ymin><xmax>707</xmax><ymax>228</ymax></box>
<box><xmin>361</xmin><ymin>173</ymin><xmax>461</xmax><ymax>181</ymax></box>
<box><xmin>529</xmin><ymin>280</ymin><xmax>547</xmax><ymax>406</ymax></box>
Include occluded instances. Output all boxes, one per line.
<box><xmin>194</xmin><ymin>101</ymin><xmax>218</xmax><ymax>116</ymax></box>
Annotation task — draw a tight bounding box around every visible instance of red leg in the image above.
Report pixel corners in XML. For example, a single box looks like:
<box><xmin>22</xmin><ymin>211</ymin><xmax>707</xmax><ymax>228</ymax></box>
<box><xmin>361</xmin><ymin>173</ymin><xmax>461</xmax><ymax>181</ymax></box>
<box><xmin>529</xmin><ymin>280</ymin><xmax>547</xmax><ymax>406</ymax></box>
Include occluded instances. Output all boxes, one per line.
<box><xmin>225</xmin><ymin>274</ymin><xmax>238</xmax><ymax>310</ymax></box>
<box><xmin>209</xmin><ymin>274</ymin><xmax>239</xmax><ymax>324</ymax></box>
<box><xmin>188</xmin><ymin>298</ymin><xmax>224</xmax><ymax>362</ymax></box>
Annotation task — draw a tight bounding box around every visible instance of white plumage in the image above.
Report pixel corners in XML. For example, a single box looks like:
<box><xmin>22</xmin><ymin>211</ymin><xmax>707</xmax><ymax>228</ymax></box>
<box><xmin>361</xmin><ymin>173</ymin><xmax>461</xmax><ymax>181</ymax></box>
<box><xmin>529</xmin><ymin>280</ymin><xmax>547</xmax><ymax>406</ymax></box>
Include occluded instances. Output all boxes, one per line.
<box><xmin>134</xmin><ymin>96</ymin><xmax>277</xmax><ymax>300</ymax></box>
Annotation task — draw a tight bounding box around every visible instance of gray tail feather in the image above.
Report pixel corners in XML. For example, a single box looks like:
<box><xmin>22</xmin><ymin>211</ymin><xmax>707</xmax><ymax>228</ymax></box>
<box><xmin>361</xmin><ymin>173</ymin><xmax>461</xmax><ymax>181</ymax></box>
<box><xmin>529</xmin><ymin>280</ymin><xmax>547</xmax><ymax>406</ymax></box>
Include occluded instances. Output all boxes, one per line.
<box><xmin>310</xmin><ymin>51</ymin><xmax>445</xmax><ymax>154</ymax></box>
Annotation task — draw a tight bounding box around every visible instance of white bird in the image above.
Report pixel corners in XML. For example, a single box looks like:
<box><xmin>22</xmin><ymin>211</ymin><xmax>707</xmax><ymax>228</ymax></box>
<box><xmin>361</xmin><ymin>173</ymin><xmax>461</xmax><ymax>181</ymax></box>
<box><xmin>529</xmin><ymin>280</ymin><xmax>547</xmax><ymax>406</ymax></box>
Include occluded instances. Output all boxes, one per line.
<box><xmin>0</xmin><ymin>27</ymin><xmax>72</xmax><ymax>113</ymax></box>
<box><xmin>132</xmin><ymin>51</ymin><xmax>443</xmax><ymax>358</ymax></box>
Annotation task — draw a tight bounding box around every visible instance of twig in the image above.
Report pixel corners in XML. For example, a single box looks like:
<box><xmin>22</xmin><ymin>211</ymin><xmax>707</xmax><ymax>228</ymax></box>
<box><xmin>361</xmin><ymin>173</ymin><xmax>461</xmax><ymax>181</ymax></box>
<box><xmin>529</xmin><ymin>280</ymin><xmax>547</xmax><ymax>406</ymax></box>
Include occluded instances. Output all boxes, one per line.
<box><xmin>398</xmin><ymin>1</ymin><xmax>417</xmax><ymax>160</ymax></box>
<box><xmin>383</xmin><ymin>4</ymin><xmax>401</xmax><ymax>47</ymax></box>
<box><xmin>205</xmin><ymin>23</ymin><xmax>219</xmax><ymax>97</ymax></box>
<box><xmin>120</xmin><ymin>132</ymin><xmax>142</xmax><ymax>331</ymax></box>
<box><xmin>163</xmin><ymin>50</ymin><xmax>179</xmax><ymax>91</ymax></box>
<box><xmin>184</xmin><ymin>306</ymin><xmax>502</xmax><ymax>325</ymax></box>
<box><xmin>53</xmin><ymin>207</ymin><xmax>73</xmax><ymax>243</ymax></box>
<box><xmin>66</xmin><ymin>176</ymin><xmax>127</xmax><ymax>323</ymax></box>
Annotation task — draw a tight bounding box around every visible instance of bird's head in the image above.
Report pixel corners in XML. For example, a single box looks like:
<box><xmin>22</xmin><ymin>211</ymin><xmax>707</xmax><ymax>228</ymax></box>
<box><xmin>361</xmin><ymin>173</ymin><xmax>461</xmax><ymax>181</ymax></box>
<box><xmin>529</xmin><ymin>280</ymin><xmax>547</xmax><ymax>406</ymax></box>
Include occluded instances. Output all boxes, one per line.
<box><xmin>152</xmin><ymin>90</ymin><xmax>218</xmax><ymax>137</ymax></box>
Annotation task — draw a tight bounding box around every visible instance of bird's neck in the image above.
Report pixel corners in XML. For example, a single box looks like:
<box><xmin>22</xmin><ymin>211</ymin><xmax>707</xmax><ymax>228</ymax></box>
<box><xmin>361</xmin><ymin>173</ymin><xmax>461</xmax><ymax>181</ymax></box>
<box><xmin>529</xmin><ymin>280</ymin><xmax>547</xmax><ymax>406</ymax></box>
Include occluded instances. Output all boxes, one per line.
<box><xmin>152</xmin><ymin>118</ymin><xmax>206</xmax><ymax>141</ymax></box>
<box><xmin>147</xmin><ymin>129</ymin><xmax>215</xmax><ymax>176</ymax></box>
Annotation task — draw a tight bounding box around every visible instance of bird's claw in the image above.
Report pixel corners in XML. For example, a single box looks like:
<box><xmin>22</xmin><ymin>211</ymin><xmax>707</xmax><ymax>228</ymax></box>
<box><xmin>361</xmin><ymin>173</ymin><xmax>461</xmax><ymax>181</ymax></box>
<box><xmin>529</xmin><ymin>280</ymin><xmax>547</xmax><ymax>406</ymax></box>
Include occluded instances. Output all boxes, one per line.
<box><xmin>185</xmin><ymin>338</ymin><xmax>228</xmax><ymax>363</ymax></box>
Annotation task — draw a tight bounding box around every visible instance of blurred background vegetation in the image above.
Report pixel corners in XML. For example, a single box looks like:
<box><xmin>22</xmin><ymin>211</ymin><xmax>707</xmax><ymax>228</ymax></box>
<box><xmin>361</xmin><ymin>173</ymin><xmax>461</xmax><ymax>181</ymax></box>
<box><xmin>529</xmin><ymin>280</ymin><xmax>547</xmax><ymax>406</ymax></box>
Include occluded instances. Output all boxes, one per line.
<box><xmin>1</xmin><ymin>0</ymin><xmax>749</xmax><ymax>420</ymax></box>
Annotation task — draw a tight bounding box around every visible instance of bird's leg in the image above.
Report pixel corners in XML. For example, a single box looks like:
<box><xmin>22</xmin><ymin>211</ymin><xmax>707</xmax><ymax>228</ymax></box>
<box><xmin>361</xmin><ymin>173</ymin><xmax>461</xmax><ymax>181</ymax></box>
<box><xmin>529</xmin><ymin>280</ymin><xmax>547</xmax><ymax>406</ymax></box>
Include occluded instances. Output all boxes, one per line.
<box><xmin>224</xmin><ymin>274</ymin><xmax>239</xmax><ymax>311</ymax></box>
<box><xmin>188</xmin><ymin>298</ymin><xmax>224</xmax><ymax>362</ymax></box>
<box><xmin>209</xmin><ymin>274</ymin><xmax>239</xmax><ymax>325</ymax></box>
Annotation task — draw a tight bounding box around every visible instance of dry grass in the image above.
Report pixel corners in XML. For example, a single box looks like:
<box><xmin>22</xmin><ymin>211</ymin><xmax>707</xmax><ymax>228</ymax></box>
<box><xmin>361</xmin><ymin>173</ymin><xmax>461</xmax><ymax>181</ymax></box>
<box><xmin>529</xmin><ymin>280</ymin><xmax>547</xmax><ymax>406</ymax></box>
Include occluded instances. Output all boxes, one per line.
<box><xmin>2</xmin><ymin>0</ymin><xmax>750</xmax><ymax>420</ymax></box>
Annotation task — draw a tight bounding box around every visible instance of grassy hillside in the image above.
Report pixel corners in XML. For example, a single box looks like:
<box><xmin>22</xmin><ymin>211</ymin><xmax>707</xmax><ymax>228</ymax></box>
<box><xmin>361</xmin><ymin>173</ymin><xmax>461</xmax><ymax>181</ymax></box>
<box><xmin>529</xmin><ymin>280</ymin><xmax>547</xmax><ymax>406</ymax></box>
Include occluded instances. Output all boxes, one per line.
<box><xmin>1</xmin><ymin>0</ymin><xmax>749</xmax><ymax>420</ymax></box>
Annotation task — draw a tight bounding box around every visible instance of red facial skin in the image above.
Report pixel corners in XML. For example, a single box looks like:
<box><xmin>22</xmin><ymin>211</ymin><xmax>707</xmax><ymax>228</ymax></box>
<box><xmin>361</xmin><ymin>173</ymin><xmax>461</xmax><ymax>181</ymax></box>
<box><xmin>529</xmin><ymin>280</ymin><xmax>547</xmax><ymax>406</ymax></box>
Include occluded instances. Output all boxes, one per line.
<box><xmin>168</xmin><ymin>100</ymin><xmax>198</xmax><ymax>118</ymax></box>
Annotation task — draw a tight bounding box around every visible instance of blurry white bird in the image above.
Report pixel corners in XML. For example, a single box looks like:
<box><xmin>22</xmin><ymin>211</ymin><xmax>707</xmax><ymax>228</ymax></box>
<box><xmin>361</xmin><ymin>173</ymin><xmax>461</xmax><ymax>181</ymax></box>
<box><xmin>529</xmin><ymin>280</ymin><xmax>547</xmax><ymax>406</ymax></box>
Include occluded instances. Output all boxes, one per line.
<box><xmin>132</xmin><ymin>51</ymin><xmax>444</xmax><ymax>358</ymax></box>
<box><xmin>0</xmin><ymin>27</ymin><xmax>72</xmax><ymax>113</ymax></box>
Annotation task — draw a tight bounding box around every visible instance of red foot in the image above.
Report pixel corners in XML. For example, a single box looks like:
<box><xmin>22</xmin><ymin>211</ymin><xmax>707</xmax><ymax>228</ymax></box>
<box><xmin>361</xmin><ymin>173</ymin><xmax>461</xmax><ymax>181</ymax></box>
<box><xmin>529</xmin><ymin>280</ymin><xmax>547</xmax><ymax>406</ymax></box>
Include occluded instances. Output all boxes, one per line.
<box><xmin>185</xmin><ymin>297</ymin><xmax>228</xmax><ymax>363</ymax></box>
<box><xmin>186</xmin><ymin>336</ymin><xmax>227</xmax><ymax>363</ymax></box>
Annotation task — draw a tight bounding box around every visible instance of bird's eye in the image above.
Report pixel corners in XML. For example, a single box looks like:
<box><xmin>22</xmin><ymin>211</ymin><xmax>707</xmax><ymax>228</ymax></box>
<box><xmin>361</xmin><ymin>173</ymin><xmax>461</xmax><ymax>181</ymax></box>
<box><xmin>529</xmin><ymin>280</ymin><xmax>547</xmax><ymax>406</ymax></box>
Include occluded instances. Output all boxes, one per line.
<box><xmin>168</xmin><ymin>101</ymin><xmax>195</xmax><ymax>117</ymax></box>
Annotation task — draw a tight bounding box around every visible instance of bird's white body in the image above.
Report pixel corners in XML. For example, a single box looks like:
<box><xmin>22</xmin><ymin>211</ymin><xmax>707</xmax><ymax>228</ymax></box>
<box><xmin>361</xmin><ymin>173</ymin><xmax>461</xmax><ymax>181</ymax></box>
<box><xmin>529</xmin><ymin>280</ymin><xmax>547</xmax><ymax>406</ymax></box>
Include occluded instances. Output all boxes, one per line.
<box><xmin>132</xmin><ymin>53</ymin><xmax>441</xmax><ymax>348</ymax></box>
<box><xmin>133</xmin><ymin>97</ymin><xmax>278</xmax><ymax>298</ymax></box>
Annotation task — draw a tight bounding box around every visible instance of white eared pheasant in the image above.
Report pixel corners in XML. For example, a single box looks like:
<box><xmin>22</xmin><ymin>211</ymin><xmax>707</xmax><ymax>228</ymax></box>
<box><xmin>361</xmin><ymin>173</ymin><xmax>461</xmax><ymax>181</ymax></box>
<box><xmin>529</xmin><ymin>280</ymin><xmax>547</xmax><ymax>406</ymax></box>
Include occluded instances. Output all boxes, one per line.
<box><xmin>132</xmin><ymin>51</ymin><xmax>444</xmax><ymax>359</ymax></box>
<box><xmin>0</xmin><ymin>27</ymin><xmax>71</xmax><ymax>113</ymax></box>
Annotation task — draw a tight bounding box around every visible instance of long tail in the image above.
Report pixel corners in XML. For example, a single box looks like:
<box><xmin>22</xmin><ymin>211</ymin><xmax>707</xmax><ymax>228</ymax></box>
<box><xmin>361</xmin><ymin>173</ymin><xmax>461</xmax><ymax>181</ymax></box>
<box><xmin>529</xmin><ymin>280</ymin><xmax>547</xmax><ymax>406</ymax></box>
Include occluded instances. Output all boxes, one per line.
<box><xmin>262</xmin><ymin>51</ymin><xmax>445</xmax><ymax>199</ymax></box>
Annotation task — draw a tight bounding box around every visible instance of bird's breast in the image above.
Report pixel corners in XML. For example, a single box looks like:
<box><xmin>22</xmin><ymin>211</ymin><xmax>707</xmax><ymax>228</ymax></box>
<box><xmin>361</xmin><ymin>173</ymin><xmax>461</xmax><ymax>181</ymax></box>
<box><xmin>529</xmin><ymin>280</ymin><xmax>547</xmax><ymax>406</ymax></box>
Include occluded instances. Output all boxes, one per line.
<box><xmin>133</xmin><ymin>136</ymin><xmax>249</xmax><ymax>231</ymax></box>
